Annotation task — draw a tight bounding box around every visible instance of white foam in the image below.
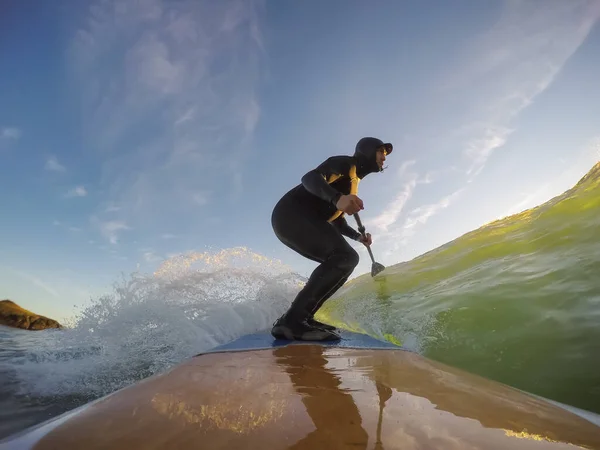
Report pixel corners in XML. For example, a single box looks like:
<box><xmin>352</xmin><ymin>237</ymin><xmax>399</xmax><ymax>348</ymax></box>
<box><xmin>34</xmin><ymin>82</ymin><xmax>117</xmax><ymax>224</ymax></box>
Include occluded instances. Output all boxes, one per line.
<box><xmin>11</xmin><ymin>248</ymin><xmax>305</xmax><ymax>399</ymax></box>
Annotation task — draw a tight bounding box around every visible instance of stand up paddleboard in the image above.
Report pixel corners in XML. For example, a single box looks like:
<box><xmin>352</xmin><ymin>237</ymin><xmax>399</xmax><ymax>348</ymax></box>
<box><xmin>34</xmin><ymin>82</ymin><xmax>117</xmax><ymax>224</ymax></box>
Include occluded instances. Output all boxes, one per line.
<box><xmin>2</xmin><ymin>329</ymin><xmax>600</xmax><ymax>450</ymax></box>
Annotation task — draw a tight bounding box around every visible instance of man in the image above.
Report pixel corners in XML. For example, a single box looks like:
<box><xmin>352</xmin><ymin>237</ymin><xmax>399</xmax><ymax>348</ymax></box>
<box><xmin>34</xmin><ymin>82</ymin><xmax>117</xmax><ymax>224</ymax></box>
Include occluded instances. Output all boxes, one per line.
<box><xmin>271</xmin><ymin>136</ymin><xmax>392</xmax><ymax>341</ymax></box>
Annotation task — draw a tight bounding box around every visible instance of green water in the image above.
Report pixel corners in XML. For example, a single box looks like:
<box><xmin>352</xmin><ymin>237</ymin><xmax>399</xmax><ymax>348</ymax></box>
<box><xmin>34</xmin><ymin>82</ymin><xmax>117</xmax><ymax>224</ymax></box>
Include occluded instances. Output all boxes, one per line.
<box><xmin>319</xmin><ymin>163</ymin><xmax>600</xmax><ymax>414</ymax></box>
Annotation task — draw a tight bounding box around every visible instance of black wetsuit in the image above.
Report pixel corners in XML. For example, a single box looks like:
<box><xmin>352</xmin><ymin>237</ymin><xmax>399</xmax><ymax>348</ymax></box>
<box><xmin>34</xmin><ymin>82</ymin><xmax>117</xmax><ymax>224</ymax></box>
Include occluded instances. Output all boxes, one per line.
<box><xmin>271</xmin><ymin>137</ymin><xmax>392</xmax><ymax>340</ymax></box>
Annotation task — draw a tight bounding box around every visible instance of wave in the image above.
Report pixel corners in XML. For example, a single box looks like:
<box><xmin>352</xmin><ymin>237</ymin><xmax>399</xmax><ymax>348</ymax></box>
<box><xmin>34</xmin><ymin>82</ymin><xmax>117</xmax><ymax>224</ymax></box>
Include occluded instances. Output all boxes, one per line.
<box><xmin>7</xmin><ymin>248</ymin><xmax>305</xmax><ymax>399</ymax></box>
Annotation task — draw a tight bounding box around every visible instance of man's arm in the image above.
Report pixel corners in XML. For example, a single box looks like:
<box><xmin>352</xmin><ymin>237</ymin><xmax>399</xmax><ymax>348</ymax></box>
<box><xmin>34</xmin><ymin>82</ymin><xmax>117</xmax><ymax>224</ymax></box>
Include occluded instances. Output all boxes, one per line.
<box><xmin>331</xmin><ymin>215</ymin><xmax>362</xmax><ymax>241</ymax></box>
<box><xmin>300</xmin><ymin>156</ymin><xmax>351</xmax><ymax>207</ymax></box>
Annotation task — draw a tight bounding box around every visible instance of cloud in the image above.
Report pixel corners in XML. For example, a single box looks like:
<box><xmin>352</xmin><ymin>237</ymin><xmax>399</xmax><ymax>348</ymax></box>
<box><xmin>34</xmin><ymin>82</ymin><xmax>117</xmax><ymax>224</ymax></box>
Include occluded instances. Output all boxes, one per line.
<box><xmin>397</xmin><ymin>160</ymin><xmax>416</xmax><ymax>176</ymax></box>
<box><xmin>1</xmin><ymin>127</ymin><xmax>22</xmax><ymax>150</ymax></box>
<box><xmin>12</xmin><ymin>270</ymin><xmax>60</xmax><ymax>298</ymax></box>
<box><xmin>369</xmin><ymin>177</ymin><xmax>418</xmax><ymax>233</ymax></box>
<box><xmin>376</xmin><ymin>188</ymin><xmax>465</xmax><ymax>259</ymax></box>
<box><xmin>1</xmin><ymin>127</ymin><xmax>21</xmax><ymax>140</ymax></box>
<box><xmin>143</xmin><ymin>252</ymin><xmax>161</xmax><ymax>262</ymax></box>
<box><xmin>174</xmin><ymin>106</ymin><xmax>196</xmax><ymax>126</ymax></box>
<box><xmin>192</xmin><ymin>191</ymin><xmax>210</xmax><ymax>206</ymax></box>
<box><xmin>463</xmin><ymin>126</ymin><xmax>513</xmax><ymax>179</ymax></box>
<box><xmin>366</xmin><ymin>0</ymin><xmax>600</xmax><ymax>262</ymax></box>
<box><xmin>140</xmin><ymin>248</ymin><xmax>163</xmax><ymax>263</ymax></box>
<box><xmin>367</xmin><ymin>158</ymin><xmax>465</xmax><ymax>252</ymax></box>
<box><xmin>440</xmin><ymin>0</ymin><xmax>600</xmax><ymax>177</ymax></box>
<box><xmin>92</xmin><ymin>219</ymin><xmax>131</xmax><ymax>245</ymax></box>
<box><xmin>52</xmin><ymin>220</ymin><xmax>83</xmax><ymax>233</ymax></box>
<box><xmin>104</xmin><ymin>204</ymin><xmax>121</xmax><ymax>213</ymax></box>
<box><xmin>69</xmin><ymin>0</ymin><xmax>265</xmax><ymax>229</ymax></box>
<box><xmin>368</xmin><ymin>156</ymin><xmax>465</xmax><ymax>234</ymax></box>
<box><xmin>161</xmin><ymin>233</ymin><xmax>177</xmax><ymax>239</ymax></box>
<box><xmin>45</xmin><ymin>156</ymin><xmax>66</xmax><ymax>172</ymax></box>
<box><xmin>65</xmin><ymin>186</ymin><xmax>88</xmax><ymax>198</ymax></box>
<box><xmin>402</xmin><ymin>188</ymin><xmax>465</xmax><ymax>237</ymax></box>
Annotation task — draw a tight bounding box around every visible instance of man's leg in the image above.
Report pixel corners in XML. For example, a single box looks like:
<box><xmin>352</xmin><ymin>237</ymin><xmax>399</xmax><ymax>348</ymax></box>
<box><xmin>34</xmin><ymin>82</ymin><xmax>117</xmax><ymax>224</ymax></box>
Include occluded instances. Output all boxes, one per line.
<box><xmin>271</xmin><ymin>201</ymin><xmax>359</xmax><ymax>340</ymax></box>
<box><xmin>283</xmin><ymin>247</ymin><xmax>358</xmax><ymax>320</ymax></box>
<box><xmin>306</xmin><ymin>274</ymin><xmax>350</xmax><ymax>330</ymax></box>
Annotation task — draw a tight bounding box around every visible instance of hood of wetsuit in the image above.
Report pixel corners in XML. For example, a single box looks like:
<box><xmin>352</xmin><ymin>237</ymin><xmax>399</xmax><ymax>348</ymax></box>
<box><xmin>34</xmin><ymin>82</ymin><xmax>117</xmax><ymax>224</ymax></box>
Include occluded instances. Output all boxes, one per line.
<box><xmin>353</xmin><ymin>137</ymin><xmax>393</xmax><ymax>178</ymax></box>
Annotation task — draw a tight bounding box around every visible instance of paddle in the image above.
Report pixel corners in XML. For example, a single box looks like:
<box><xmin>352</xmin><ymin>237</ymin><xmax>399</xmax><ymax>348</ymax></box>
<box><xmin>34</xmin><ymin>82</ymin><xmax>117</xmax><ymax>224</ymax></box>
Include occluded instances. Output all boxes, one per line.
<box><xmin>353</xmin><ymin>212</ymin><xmax>386</xmax><ymax>277</ymax></box>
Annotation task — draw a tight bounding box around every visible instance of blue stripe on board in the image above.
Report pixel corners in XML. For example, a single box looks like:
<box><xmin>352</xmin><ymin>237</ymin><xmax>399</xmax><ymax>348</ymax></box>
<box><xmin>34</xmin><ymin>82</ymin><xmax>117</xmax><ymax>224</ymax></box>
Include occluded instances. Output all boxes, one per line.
<box><xmin>202</xmin><ymin>329</ymin><xmax>402</xmax><ymax>354</ymax></box>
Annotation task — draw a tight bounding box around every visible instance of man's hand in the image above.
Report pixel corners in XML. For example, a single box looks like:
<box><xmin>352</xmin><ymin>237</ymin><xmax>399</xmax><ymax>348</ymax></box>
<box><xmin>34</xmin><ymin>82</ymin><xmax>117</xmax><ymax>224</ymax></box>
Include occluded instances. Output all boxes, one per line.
<box><xmin>358</xmin><ymin>232</ymin><xmax>372</xmax><ymax>247</ymax></box>
<box><xmin>336</xmin><ymin>194</ymin><xmax>364</xmax><ymax>215</ymax></box>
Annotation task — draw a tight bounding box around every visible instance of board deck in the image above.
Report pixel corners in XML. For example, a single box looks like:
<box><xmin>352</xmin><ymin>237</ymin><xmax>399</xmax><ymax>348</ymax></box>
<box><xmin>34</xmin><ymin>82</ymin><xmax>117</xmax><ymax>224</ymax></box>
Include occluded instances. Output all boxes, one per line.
<box><xmin>202</xmin><ymin>328</ymin><xmax>402</xmax><ymax>354</ymax></box>
<box><xmin>3</xmin><ymin>329</ymin><xmax>600</xmax><ymax>450</ymax></box>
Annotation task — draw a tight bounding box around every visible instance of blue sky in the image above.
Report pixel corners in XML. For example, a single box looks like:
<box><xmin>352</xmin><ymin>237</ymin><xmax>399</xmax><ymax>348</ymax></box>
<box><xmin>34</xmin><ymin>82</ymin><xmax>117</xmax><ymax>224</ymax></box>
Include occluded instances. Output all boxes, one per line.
<box><xmin>1</xmin><ymin>0</ymin><xmax>599</xmax><ymax>321</ymax></box>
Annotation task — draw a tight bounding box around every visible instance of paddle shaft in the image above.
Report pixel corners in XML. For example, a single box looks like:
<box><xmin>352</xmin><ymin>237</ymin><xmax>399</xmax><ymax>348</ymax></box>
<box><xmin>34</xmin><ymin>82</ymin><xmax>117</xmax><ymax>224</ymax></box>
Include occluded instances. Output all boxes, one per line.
<box><xmin>353</xmin><ymin>213</ymin><xmax>376</xmax><ymax>264</ymax></box>
<box><xmin>354</xmin><ymin>213</ymin><xmax>386</xmax><ymax>277</ymax></box>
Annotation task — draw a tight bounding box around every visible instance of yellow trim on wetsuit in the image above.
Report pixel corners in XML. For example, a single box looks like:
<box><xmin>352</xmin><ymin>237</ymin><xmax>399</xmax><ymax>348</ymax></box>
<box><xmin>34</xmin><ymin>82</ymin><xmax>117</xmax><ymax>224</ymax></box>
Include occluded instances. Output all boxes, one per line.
<box><xmin>327</xmin><ymin>165</ymin><xmax>359</xmax><ymax>222</ymax></box>
<box><xmin>327</xmin><ymin>173</ymin><xmax>342</xmax><ymax>184</ymax></box>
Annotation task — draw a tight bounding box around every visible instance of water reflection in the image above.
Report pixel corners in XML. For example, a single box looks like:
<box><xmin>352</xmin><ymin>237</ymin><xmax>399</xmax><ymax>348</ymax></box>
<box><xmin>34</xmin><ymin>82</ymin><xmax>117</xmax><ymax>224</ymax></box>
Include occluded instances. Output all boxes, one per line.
<box><xmin>374</xmin><ymin>380</ymin><xmax>393</xmax><ymax>450</ymax></box>
<box><xmin>273</xmin><ymin>345</ymin><xmax>371</xmax><ymax>449</ymax></box>
<box><xmin>356</xmin><ymin>351</ymin><xmax>600</xmax><ymax>449</ymax></box>
<box><xmin>374</xmin><ymin>277</ymin><xmax>392</xmax><ymax>304</ymax></box>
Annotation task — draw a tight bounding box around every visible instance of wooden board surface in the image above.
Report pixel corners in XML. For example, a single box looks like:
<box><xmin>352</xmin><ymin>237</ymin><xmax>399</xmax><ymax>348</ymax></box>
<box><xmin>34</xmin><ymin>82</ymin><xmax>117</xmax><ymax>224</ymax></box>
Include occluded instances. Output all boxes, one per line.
<box><xmin>3</xmin><ymin>343</ymin><xmax>599</xmax><ymax>450</ymax></box>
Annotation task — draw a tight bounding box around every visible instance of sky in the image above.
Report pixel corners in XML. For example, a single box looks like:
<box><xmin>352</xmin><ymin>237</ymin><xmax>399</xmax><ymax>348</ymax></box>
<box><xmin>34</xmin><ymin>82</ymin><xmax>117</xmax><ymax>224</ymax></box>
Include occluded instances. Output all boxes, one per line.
<box><xmin>1</xmin><ymin>0</ymin><xmax>600</xmax><ymax>322</ymax></box>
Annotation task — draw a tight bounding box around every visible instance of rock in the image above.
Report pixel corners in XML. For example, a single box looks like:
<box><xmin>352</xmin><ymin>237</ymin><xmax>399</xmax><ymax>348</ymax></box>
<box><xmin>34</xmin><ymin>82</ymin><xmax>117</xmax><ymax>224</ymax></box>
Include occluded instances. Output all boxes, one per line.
<box><xmin>0</xmin><ymin>299</ymin><xmax>62</xmax><ymax>330</ymax></box>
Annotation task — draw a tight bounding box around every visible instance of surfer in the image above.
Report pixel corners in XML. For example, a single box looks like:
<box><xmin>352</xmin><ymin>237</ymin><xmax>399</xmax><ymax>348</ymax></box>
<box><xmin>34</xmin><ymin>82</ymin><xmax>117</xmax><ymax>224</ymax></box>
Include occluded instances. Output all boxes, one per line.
<box><xmin>271</xmin><ymin>137</ymin><xmax>392</xmax><ymax>341</ymax></box>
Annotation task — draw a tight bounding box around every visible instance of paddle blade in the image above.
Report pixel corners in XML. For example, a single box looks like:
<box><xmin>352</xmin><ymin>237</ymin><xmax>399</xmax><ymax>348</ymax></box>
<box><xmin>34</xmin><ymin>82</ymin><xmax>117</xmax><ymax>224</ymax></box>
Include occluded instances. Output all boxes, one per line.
<box><xmin>371</xmin><ymin>262</ymin><xmax>386</xmax><ymax>277</ymax></box>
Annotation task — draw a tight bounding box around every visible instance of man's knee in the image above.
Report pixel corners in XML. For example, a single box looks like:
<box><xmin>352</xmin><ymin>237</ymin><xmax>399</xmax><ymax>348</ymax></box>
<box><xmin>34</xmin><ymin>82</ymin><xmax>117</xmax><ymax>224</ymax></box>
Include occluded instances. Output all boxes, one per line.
<box><xmin>335</xmin><ymin>247</ymin><xmax>359</xmax><ymax>273</ymax></box>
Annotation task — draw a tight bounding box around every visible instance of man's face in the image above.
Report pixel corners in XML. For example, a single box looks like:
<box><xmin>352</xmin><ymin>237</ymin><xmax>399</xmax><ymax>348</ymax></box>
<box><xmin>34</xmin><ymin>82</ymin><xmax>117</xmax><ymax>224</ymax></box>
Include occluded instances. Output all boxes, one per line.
<box><xmin>376</xmin><ymin>148</ymin><xmax>387</xmax><ymax>170</ymax></box>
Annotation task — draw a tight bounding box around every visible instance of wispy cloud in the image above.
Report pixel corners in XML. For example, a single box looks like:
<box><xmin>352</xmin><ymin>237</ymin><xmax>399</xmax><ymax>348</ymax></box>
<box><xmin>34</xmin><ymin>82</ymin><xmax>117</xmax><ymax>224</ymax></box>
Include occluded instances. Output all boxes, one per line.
<box><xmin>140</xmin><ymin>248</ymin><xmax>163</xmax><ymax>263</ymax></box>
<box><xmin>192</xmin><ymin>191</ymin><xmax>210</xmax><ymax>206</ymax></box>
<box><xmin>397</xmin><ymin>160</ymin><xmax>416</xmax><ymax>176</ymax></box>
<box><xmin>445</xmin><ymin>0</ymin><xmax>600</xmax><ymax>177</ymax></box>
<box><xmin>369</xmin><ymin>0</ymin><xmax>599</xmax><ymax>260</ymax></box>
<box><xmin>174</xmin><ymin>106</ymin><xmax>196</xmax><ymax>126</ymax></box>
<box><xmin>104</xmin><ymin>204</ymin><xmax>121</xmax><ymax>213</ymax></box>
<box><xmin>70</xmin><ymin>0</ymin><xmax>265</xmax><ymax>231</ymax></box>
<box><xmin>52</xmin><ymin>220</ymin><xmax>83</xmax><ymax>233</ymax></box>
<box><xmin>65</xmin><ymin>186</ymin><xmax>88</xmax><ymax>198</ymax></box>
<box><xmin>369</xmin><ymin>177</ymin><xmax>417</xmax><ymax>233</ymax></box>
<box><xmin>161</xmin><ymin>233</ymin><xmax>177</xmax><ymax>240</ymax></box>
<box><xmin>1</xmin><ymin>127</ymin><xmax>21</xmax><ymax>141</ymax></box>
<box><xmin>402</xmin><ymin>188</ymin><xmax>465</xmax><ymax>238</ymax></box>
<box><xmin>464</xmin><ymin>126</ymin><xmax>513</xmax><ymax>179</ymax></box>
<box><xmin>12</xmin><ymin>270</ymin><xmax>60</xmax><ymax>298</ymax></box>
<box><xmin>366</xmin><ymin>160</ymin><xmax>463</xmax><ymax>250</ymax></box>
<box><xmin>45</xmin><ymin>156</ymin><xmax>66</xmax><ymax>172</ymax></box>
<box><xmin>378</xmin><ymin>188</ymin><xmax>465</xmax><ymax>259</ymax></box>
<box><xmin>1</xmin><ymin>127</ymin><xmax>22</xmax><ymax>150</ymax></box>
<box><xmin>91</xmin><ymin>218</ymin><xmax>131</xmax><ymax>245</ymax></box>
